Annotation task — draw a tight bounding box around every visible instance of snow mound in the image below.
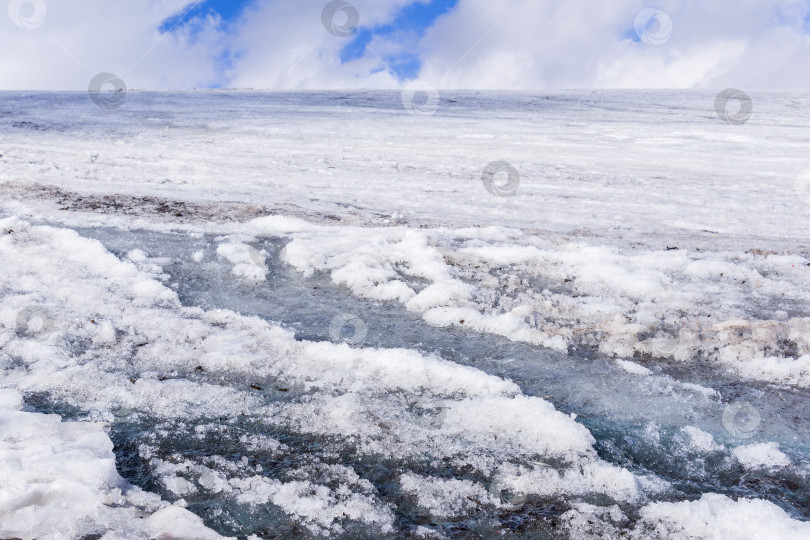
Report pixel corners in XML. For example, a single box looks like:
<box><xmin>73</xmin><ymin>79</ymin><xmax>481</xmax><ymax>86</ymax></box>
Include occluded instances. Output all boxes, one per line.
<box><xmin>0</xmin><ymin>389</ymin><xmax>224</xmax><ymax>540</ymax></box>
<box><xmin>731</xmin><ymin>442</ymin><xmax>791</xmax><ymax>470</ymax></box>
<box><xmin>634</xmin><ymin>494</ymin><xmax>810</xmax><ymax>539</ymax></box>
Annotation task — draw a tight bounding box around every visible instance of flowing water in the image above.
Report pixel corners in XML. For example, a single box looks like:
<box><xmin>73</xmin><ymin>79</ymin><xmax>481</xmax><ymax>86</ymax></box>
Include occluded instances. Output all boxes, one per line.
<box><xmin>23</xmin><ymin>223</ymin><xmax>810</xmax><ymax>538</ymax></box>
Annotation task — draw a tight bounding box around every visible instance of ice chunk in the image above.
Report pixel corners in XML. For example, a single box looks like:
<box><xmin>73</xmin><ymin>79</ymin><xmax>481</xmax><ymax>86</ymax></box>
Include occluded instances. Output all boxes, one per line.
<box><xmin>399</xmin><ymin>473</ymin><xmax>493</xmax><ymax>518</ymax></box>
<box><xmin>216</xmin><ymin>240</ymin><xmax>268</xmax><ymax>281</ymax></box>
<box><xmin>616</xmin><ymin>359</ymin><xmax>652</xmax><ymax>376</ymax></box>
<box><xmin>681</xmin><ymin>426</ymin><xmax>724</xmax><ymax>453</ymax></box>
<box><xmin>731</xmin><ymin>442</ymin><xmax>791</xmax><ymax>470</ymax></box>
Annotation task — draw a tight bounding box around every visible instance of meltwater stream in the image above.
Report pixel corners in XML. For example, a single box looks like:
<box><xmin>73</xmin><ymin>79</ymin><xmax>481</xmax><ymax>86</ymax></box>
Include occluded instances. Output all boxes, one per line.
<box><xmin>30</xmin><ymin>224</ymin><xmax>810</xmax><ymax>538</ymax></box>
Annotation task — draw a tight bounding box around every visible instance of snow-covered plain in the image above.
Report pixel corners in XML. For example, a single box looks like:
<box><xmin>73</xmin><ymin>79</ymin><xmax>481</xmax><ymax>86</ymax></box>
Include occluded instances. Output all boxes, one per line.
<box><xmin>1</xmin><ymin>91</ymin><xmax>810</xmax><ymax>538</ymax></box>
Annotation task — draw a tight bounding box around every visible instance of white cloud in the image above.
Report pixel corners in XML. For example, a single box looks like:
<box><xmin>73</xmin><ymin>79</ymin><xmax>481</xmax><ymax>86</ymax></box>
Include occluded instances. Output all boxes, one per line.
<box><xmin>0</xmin><ymin>0</ymin><xmax>808</xmax><ymax>90</ymax></box>
<box><xmin>416</xmin><ymin>0</ymin><xmax>810</xmax><ymax>89</ymax></box>
<box><xmin>0</xmin><ymin>1</ymin><xmax>229</xmax><ymax>89</ymax></box>
<box><xmin>224</xmin><ymin>0</ymin><xmax>416</xmax><ymax>89</ymax></box>
<box><xmin>596</xmin><ymin>40</ymin><xmax>750</xmax><ymax>89</ymax></box>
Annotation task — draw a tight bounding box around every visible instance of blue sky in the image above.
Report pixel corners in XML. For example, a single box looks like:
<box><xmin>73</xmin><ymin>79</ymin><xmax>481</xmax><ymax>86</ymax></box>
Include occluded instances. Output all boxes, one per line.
<box><xmin>159</xmin><ymin>0</ymin><xmax>253</xmax><ymax>32</ymax></box>
<box><xmin>338</xmin><ymin>0</ymin><xmax>458</xmax><ymax>79</ymax></box>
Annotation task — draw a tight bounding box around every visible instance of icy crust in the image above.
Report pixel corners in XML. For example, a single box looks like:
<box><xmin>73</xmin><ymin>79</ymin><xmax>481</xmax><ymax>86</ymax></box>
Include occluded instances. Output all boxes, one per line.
<box><xmin>267</xmin><ymin>218</ymin><xmax>810</xmax><ymax>387</ymax></box>
<box><xmin>0</xmin><ymin>389</ymin><xmax>224</xmax><ymax>540</ymax></box>
<box><xmin>0</xmin><ymin>216</ymin><xmax>668</xmax><ymax>535</ymax></box>
<box><xmin>561</xmin><ymin>495</ymin><xmax>810</xmax><ymax>539</ymax></box>
<box><xmin>399</xmin><ymin>474</ymin><xmax>495</xmax><ymax>519</ymax></box>
<box><xmin>625</xmin><ymin>422</ymin><xmax>798</xmax><ymax>486</ymax></box>
<box><xmin>147</xmin><ymin>453</ymin><xmax>395</xmax><ymax>537</ymax></box>
<box><xmin>3</xmin><ymin>90</ymin><xmax>810</xmax><ymax>247</ymax></box>
<box><xmin>398</xmin><ymin>462</ymin><xmax>669</xmax><ymax>522</ymax></box>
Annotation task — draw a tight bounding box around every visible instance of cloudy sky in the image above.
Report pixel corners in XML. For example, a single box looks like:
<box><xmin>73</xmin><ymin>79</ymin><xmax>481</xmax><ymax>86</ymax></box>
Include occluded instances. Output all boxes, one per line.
<box><xmin>1</xmin><ymin>0</ymin><xmax>809</xmax><ymax>90</ymax></box>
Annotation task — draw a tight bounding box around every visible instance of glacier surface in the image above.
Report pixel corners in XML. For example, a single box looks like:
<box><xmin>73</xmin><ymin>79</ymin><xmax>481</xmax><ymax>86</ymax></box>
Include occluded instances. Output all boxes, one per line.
<box><xmin>1</xmin><ymin>91</ymin><xmax>809</xmax><ymax>538</ymax></box>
